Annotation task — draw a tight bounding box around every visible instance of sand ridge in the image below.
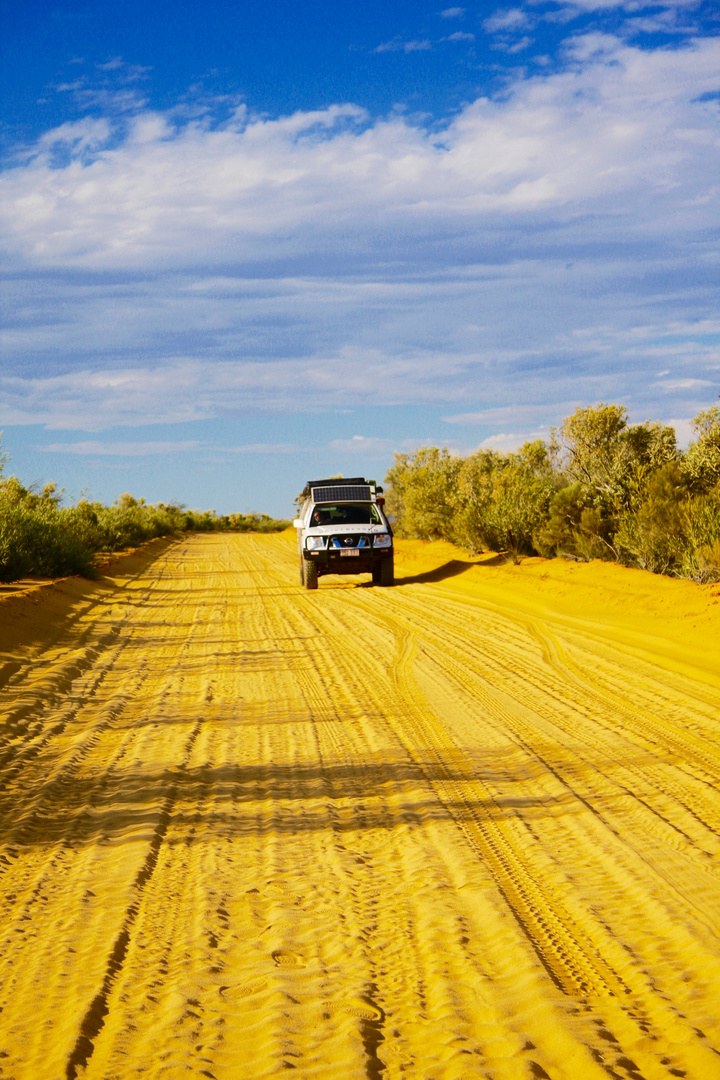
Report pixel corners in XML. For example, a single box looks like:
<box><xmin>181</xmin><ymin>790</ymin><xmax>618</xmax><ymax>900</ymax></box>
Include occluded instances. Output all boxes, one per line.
<box><xmin>1</xmin><ymin>533</ymin><xmax>719</xmax><ymax>1079</ymax></box>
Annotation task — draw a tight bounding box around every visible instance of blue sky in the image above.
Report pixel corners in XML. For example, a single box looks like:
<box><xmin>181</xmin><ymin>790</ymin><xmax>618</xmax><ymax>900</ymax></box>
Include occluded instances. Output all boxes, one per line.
<box><xmin>1</xmin><ymin>0</ymin><xmax>719</xmax><ymax>515</ymax></box>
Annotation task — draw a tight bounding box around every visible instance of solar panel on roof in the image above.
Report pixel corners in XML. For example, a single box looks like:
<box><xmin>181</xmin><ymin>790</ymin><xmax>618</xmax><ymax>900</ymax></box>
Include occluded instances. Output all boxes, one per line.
<box><xmin>313</xmin><ymin>485</ymin><xmax>372</xmax><ymax>503</ymax></box>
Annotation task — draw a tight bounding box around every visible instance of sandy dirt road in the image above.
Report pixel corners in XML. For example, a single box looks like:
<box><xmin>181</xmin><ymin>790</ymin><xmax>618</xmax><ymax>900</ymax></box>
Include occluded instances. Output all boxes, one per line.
<box><xmin>1</xmin><ymin>533</ymin><xmax>720</xmax><ymax>1080</ymax></box>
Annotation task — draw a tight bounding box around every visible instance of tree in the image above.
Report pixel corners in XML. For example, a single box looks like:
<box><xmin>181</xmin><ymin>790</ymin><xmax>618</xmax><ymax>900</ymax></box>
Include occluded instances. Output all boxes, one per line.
<box><xmin>680</xmin><ymin>487</ymin><xmax>720</xmax><ymax>583</ymax></box>
<box><xmin>385</xmin><ymin>448</ymin><xmax>462</xmax><ymax>540</ymax></box>
<box><xmin>534</xmin><ymin>483</ymin><xmax>616</xmax><ymax>561</ymax></box>
<box><xmin>485</xmin><ymin>457</ymin><xmax>554</xmax><ymax>562</ymax></box>
<box><xmin>556</xmin><ymin>404</ymin><xmax>678</xmax><ymax>513</ymax></box>
<box><xmin>621</xmin><ymin>421</ymin><xmax>679</xmax><ymax>510</ymax></box>
<box><xmin>381</xmin><ymin>397</ymin><xmax>719</xmax><ymax>582</ymax></box>
<box><xmin>453</xmin><ymin>442</ymin><xmax>555</xmax><ymax>560</ymax></box>
<box><xmin>452</xmin><ymin>449</ymin><xmax>500</xmax><ymax>552</ymax></box>
<box><xmin>684</xmin><ymin>402</ymin><xmax>720</xmax><ymax>492</ymax></box>
<box><xmin>556</xmin><ymin>404</ymin><xmax>629</xmax><ymax>496</ymax></box>
<box><xmin>614</xmin><ymin>463</ymin><xmax>689</xmax><ymax>574</ymax></box>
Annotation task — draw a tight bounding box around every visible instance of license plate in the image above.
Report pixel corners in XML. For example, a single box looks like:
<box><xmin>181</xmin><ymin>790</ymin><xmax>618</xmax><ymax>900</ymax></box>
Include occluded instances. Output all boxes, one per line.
<box><xmin>340</xmin><ymin>549</ymin><xmax>360</xmax><ymax>557</ymax></box>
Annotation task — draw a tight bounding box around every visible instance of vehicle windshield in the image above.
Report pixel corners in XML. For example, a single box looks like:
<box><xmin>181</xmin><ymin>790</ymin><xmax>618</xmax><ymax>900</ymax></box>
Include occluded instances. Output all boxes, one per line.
<box><xmin>311</xmin><ymin>503</ymin><xmax>382</xmax><ymax>526</ymax></box>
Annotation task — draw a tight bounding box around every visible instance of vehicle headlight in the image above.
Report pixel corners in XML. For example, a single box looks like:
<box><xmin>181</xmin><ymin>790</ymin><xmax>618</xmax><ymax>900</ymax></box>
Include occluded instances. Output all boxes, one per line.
<box><xmin>305</xmin><ymin>535</ymin><xmax>326</xmax><ymax>550</ymax></box>
<box><xmin>373</xmin><ymin>533</ymin><xmax>392</xmax><ymax>548</ymax></box>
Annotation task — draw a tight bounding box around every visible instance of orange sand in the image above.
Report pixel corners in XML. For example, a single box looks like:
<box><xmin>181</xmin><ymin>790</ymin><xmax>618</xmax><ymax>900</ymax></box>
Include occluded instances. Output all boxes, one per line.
<box><xmin>1</xmin><ymin>533</ymin><xmax>719</xmax><ymax>1079</ymax></box>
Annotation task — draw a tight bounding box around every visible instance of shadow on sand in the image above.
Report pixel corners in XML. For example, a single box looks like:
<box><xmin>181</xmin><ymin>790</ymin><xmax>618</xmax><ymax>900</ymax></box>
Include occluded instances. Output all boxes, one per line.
<box><xmin>2</xmin><ymin>729</ymin><xmax>612</xmax><ymax>853</ymax></box>
<box><xmin>394</xmin><ymin>556</ymin><xmax>505</xmax><ymax>586</ymax></box>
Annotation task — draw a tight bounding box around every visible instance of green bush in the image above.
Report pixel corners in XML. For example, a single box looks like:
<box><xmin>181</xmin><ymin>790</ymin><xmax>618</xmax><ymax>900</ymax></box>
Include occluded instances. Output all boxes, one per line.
<box><xmin>680</xmin><ymin>490</ymin><xmax>720</xmax><ymax>583</ymax></box>
<box><xmin>534</xmin><ymin>483</ymin><xmax>616</xmax><ymax>562</ymax></box>
<box><xmin>455</xmin><ymin>443</ymin><xmax>556</xmax><ymax>561</ymax></box>
<box><xmin>615</xmin><ymin>463</ymin><xmax>689</xmax><ymax>574</ymax></box>
<box><xmin>384</xmin><ymin>398</ymin><xmax>720</xmax><ymax>583</ymax></box>
<box><xmin>385</xmin><ymin>447</ymin><xmax>462</xmax><ymax>541</ymax></box>
<box><xmin>683</xmin><ymin>405</ymin><xmax>720</xmax><ymax>493</ymax></box>
<box><xmin>0</xmin><ymin>439</ymin><xmax>290</xmax><ymax>583</ymax></box>
<box><xmin>0</xmin><ymin>484</ymin><xmax>96</xmax><ymax>581</ymax></box>
<box><xmin>386</xmin><ymin>440</ymin><xmax>556</xmax><ymax>560</ymax></box>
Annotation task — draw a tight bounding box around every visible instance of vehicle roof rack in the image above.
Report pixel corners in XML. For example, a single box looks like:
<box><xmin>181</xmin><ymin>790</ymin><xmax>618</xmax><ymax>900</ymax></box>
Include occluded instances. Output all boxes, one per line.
<box><xmin>304</xmin><ymin>477</ymin><xmax>375</xmax><ymax>503</ymax></box>
<box><xmin>306</xmin><ymin>477</ymin><xmax>368</xmax><ymax>489</ymax></box>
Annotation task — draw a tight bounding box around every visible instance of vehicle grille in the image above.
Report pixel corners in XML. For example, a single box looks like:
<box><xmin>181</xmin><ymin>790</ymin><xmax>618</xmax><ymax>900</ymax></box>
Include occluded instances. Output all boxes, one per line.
<box><xmin>329</xmin><ymin>534</ymin><xmax>370</xmax><ymax>549</ymax></box>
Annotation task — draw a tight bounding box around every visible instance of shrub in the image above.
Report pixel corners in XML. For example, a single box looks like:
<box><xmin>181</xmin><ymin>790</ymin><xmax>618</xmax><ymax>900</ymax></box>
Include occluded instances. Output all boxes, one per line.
<box><xmin>0</xmin><ymin>466</ymin><xmax>289</xmax><ymax>583</ymax></box>
<box><xmin>533</xmin><ymin>483</ymin><xmax>616</xmax><ymax>562</ymax></box>
<box><xmin>680</xmin><ymin>490</ymin><xmax>720</xmax><ymax>583</ymax></box>
<box><xmin>615</xmin><ymin>463</ymin><xmax>689</xmax><ymax>574</ymax></box>
<box><xmin>683</xmin><ymin>405</ymin><xmax>720</xmax><ymax>493</ymax></box>
<box><xmin>385</xmin><ymin>448</ymin><xmax>462</xmax><ymax>541</ymax></box>
<box><xmin>385</xmin><ymin>399</ymin><xmax>719</xmax><ymax>582</ymax></box>
<box><xmin>554</xmin><ymin>405</ymin><xmax>678</xmax><ymax>514</ymax></box>
<box><xmin>0</xmin><ymin>493</ymin><xmax>96</xmax><ymax>581</ymax></box>
<box><xmin>455</xmin><ymin>444</ymin><xmax>555</xmax><ymax>560</ymax></box>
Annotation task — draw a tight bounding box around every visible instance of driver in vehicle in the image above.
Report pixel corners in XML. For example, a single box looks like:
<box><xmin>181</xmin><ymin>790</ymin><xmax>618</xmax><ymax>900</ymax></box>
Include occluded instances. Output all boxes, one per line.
<box><xmin>311</xmin><ymin>505</ymin><xmax>379</xmax><ymax>526</ymax></box>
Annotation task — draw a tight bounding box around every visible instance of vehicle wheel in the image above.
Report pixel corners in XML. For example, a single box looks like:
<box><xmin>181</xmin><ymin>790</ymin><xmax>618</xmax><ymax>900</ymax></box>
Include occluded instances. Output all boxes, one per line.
<box><xmin>299</xmin><ymin>554</ymin><xmax>305</xmax><ymax>585</ymax></box>
<box><xmin>379</xmin><ymin>557</ymin><xmax>394</xmax><ymax>587</ymax></box>
<box><xmin>304</xmin><ymin>559</ymin><xmax>319</xmax><ymax>590</ymax></box>
<box><xmin>372</xmin><ymin>563</ymin><xmax>382</xmax><ymax>584</ymax></box>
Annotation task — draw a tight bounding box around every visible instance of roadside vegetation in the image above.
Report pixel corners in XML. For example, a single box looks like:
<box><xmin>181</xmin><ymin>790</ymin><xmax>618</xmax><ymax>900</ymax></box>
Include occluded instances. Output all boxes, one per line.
<box><xmin>0</xmin><ymin>442</ymin><xmax>289</xmax><ymax>583</ymax></box>
<box><xmin>385</xmin><ymin>400</ymin><xmax>720</xmax><ymax>583</ymax></box>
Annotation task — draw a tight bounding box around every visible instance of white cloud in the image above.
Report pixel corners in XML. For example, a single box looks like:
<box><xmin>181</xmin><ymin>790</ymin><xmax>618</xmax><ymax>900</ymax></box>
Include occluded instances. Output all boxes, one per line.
<box><xmin>129</xmin><ymin>113</ymin><xmax>172</xmax><ymax>145</ymax></box>
<box><xmin>444</xmin><ymin>31</ymin><xmax>475</xmax><ymax>42</ymax></box>
<box><xmin>563</xmin><ymin>31</ymin><xmax>624</xmax><ymax>60</ymax></box>
<box><xmin>505</xmin><ymin>35</ymin><xmax>533</xmax><ymax>53</ymax></box>
<box><xmin>3</xmin><ymin>36</ymin><xmax>719</xmax><ymax>274</ymax></box>
<box><xmin>624</xmin><ymin>11</ymin><xmax>697</xmax><ymax>35</ymax></box>
<box><xmin>40</xmin><ymin>440</ymin><xmax>203</xmax><ymax>456</ymax></box>
<box><xmin>35</xmin><ymin>116</ymin><xmax>113</xmax><ymax>157</ymax></box>
<box><xmin>558</xmin><ymin>0</ymin><xmax>698</xmax><ymax>11</ymax></box>
<box><xmin>374</xmin><ymin>38</ymin><xmax>432</xmax><ymax>53</ymax></box>
<box><xmin>477</xmin><ymin>430</ymin><xmax>549</xmax><ymax>452</ymax></box>
<box><xmin>656</xmin><ymin>378</ymin><xmax>714</xmax><ymax>390</ymax></box>
<box><xmin>2</xmin><ymin>35</ymin><xmax>720</xmax><ymax>435</ymax></box>
<box><xmin>441</xmin><ymin>7</ymin><xmax>466</xmax><ymax>17</ymax></box>
<box><xmin>0</xmin><ymin>348</ymin><xmax>484</xmax><ymax>430</ymax></box>
<box><xmin>224</xmin><ymin>442</ymin><xmax>301</xmax><ymax>453</ymax></box>
<box><xmin>484</xmin><ymin>8</ymin><xmax>531</xmax><ymax>33</ymax></box>
<box><xmin>94</xmin><ymin>57</ymin><xmax>151</xmax><ymax>80</ymax></box>
<box><xmin>97</xmin><ymin>57</ymin><xmax>125</xmax><ymax>72</ymax></box>
<box><xmin>329</xmin><ymin>435</ymin><xmax>399</xmax><ymax>454</ymax></box>
<box><xmin>40</xmin><ymin>58</ymin><xmax>153</xmax><ymax>134</ymax></box>
<box><xmin>666</xmin><ymin>417</ymin><xmax>694</xmax><ymax>447</ymax></box>
<box><xmin>443</xmin><ymin>405</ymin><xmax>568</xmax><ymax>426</ymax></box>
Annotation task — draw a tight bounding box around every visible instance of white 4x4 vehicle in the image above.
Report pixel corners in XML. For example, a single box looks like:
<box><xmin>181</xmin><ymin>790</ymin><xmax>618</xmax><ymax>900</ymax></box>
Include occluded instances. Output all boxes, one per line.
<box><xmin>294</xmin><ymin>477</ymin><xmax>394</xmax><ymax>590</ymax></box>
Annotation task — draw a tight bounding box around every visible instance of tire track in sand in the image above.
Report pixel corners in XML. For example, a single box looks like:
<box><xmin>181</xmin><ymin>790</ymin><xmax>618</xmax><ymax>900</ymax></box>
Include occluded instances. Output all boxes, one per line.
<box><xmin>1</xmin><ymin>533</ymin><xmax>720</xmax><ymax>1080</ymax></box>
<box><xmin>65</xmin><ymin>718</ymin><xmax>203</xmax><ymax>1079</ymax></box>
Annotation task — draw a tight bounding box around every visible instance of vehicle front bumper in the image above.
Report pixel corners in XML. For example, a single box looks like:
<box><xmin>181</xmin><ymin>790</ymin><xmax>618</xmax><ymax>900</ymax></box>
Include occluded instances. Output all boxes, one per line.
<box><xmin>305</xmin><ymin>547</ymin><xmax>393</xmax><ymax>575</ymax></box>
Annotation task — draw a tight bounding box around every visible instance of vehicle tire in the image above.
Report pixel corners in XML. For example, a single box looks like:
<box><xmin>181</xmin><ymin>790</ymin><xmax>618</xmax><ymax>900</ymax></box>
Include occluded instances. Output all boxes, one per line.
<box><xmin>299</xmin><ymin>554</ymin><xmax>305</xmax><ymax>585</ymax></box>
<box><xmin>372</xmin><ymin>563</ymin><xmax>382</xmax><ymax>585</ymax></box>
<box><xmin>379</xmin><ymin>557</ymin><xmax>394</xmax><ymax>587</ymax></box>
<box><xmin>304</xmin><ymin>558</ymin><xmax>319</xmax><ymax>590</ymax></box>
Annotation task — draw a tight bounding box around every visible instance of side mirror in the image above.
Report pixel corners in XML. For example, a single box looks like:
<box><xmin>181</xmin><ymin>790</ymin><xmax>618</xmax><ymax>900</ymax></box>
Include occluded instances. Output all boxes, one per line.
<box><xmin>293</xmin><ymin>518</ymin><xmax>302</xmax><ymax>528</ymax></box>
<box><xmin>387</xmin><ymin>515</ymin><xmax>396</xmax><ymax>525</ymax></box>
